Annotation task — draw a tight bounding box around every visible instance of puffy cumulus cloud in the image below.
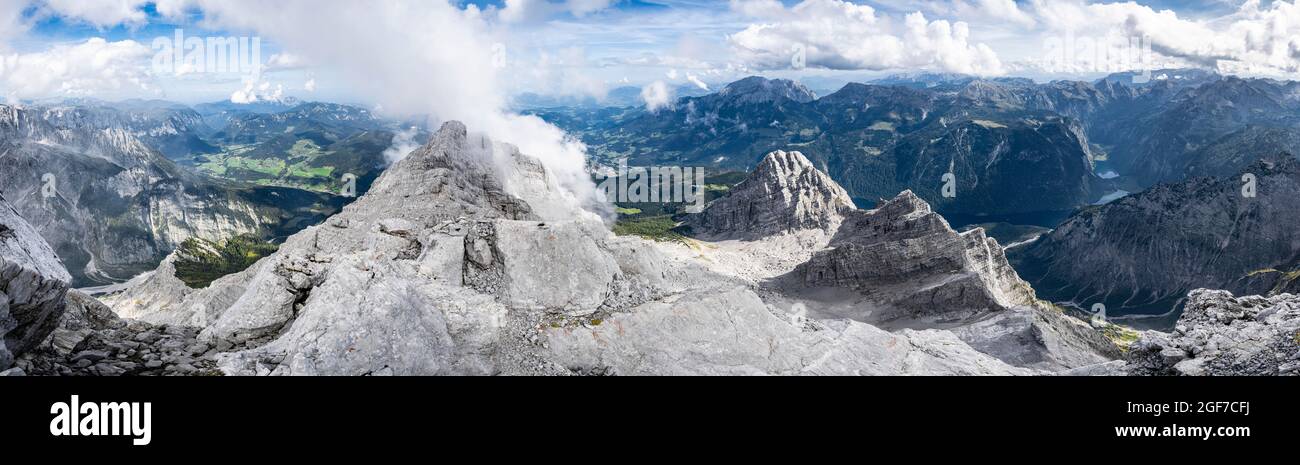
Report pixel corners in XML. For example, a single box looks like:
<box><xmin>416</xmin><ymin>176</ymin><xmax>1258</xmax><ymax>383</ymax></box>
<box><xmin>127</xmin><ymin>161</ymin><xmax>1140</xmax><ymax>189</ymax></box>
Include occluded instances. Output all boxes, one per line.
<box><xmin>40</xmin><ymin>0</ymin><xmax>149</xmax><ymax>27</ymax></box>
<box><xmin>497</xmin><ymin>0</ymin><xmax>615</xmax><ymax>23</ymax></box>
<box><xmin>1024</xmin><ymin>0</ymin><xmax>1300</xmax><ymax>75</ymax></box>
<box><xmin>0</xmin><ymin>38</ymin><xmax>154</xmax><ymax>102</ymax></box>
<box><xmin>640</xmin><ymin>80</ymin><xmax>672</xmax><ymax>112</ymax></box>
<box><xmin>164</xmin><ymin>0</ymin><xmax>606</xmax><ymax>220</ymax></box>
<box><xmin>728</xmin><ymin>0</ymin><xmax>1005</xmax><ymax>75</ymax></box>
<box><xmin>152</xmin><ymin>0</ymin><xmax>198</xmax><ymax>17</ymax></box>
<box><xmin>230</xmin><ymin>80</ymin><xmax>284</xmax><ymax>104</ymax></box>
<box><xmin>953</xmin><ymin>0</ymin><xmax>1037</xmax><ymax>28</ymax></box>
<box><xmin>265</xmin><ymin>52</ymin><xmax>309</xmax><ymax>72</ymax></box>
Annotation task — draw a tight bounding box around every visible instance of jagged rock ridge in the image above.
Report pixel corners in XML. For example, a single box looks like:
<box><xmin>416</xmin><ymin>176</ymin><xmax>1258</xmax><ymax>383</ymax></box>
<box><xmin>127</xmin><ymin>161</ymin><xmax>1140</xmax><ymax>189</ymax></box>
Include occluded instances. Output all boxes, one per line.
<box><xmin>95</xmin><ymin>122</ymin><xmax>1047</xmax><ymax>376</ymax></box>
<box><xmin>798</xmin><ymin>190</ymin><xmax>1038</xmax><ymax>322</ymax></box>
<box><xmin>690</xmin><ymin>152</ymin><xmax>1120</xmax><ymax>370</ymax></box>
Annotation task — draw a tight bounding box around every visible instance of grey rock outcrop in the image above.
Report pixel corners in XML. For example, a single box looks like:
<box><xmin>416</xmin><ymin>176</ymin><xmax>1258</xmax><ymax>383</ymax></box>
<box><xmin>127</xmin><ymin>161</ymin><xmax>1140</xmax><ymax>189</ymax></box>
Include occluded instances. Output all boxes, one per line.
<box><xmin>686</xmin><ymin>150</ymin><xmax>855</xmax><ymax>238</ymax></box>
<box><xmin>687</xmin><ymin>151</ymin><xmax>1118</xmax><ymax>371</ymax></box>
<box><xmin>97</xmin><ymin>121</ymin><xmax>1036</xmax><ymax>376</ymax></box>
<box><xmin>798</xmin><ymin>190</ymin><xmax>1038</xmax><ymax>322</ymax></box>
<box><xmin>546</xmin><ymin>287</ymin><xmax>1032</xmax><ymax>376</ymax></box>
<box><xmin>1</xmin><ymin>193</ymin><xmax>71</xmax><ymax>370</ymax></box>
<box><xmin>1128</xmin><ymin>290</ymin><xmax>1300</xmax><ymax>376</ymax></box>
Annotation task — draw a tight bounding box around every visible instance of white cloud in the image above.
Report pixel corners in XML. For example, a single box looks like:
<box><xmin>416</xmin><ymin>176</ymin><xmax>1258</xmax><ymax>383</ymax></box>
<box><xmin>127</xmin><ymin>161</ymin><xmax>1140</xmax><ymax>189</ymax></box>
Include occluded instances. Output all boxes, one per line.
<box><xmin>382</xmin><ymin>127</ymin><xmax>420</xmax><ymax>166</ymax></box>
<box><xmin>498</xmin><ymin>0</ymin><xmax>615</xmax><ymax>23</ymax></box>
<box><xmin>524</xmin><ymin>46</ymin><xmax>609</xmax><ymax>101</ymax></box>
<box><xmin>0</xmin><ymin>1</ymin><xmax>28</xmax><ymax>52</ymax></box>
<box><xmin>1021</xmin><ymin>0</ymin><xmax>1300</xmax><ymax>75</ymax></box>
<box><xmin>230</xmin><ymin>79</ymin><xmax>283</xmax><ymax>104</ymax></box>
<box><xmin>566</xmin><ymin>0</ymin><xmax>614</xmax><ymax>18</ymax></box>
<box><xmin>174</xmin><ymin>0</ymin><xmax>605</xmax><ymax>220</ymax></box>
<box><xmin>955</xmin><ymin>0</ymin><xmax>1037</xmax><ymax>28</ymax></box>
<box><xmin>0</xmin><ymin>38</ymin><xmax>154</xmax><ymax>102</ymax></box>
<box><xmin>152</xmin><ymin>0</ymin><xmax>194</xmax><ymax>17</ymax></box>
<box><xmin>640</xmin><ymin>80</ymin><xmax>672</xmax><ymax>112</ymax></box>
<box><xmin>265</xmin><ymin>52</ymin><xmax>308</xmax><ymax>72</ymax></box>
<box><xmin>686</xmin><ymin>73</ymin><xmax>709</xmax><ymax>91</ymax></box>
<box><xmin>728</xmin><ymin>0</ymin><xmax>1005</xmax><ymax>75</ymax></box>
<box><xmin>41</xmin><ymin>0</ymin><xmax>149</xmax><ymax>27</ymax></box>
<box><xmin>304</xmin><ymin>77</ymin><xmax>316</xmax><ymax>92</ymax></box>
<box><xmin>729</xmin><ymin>0</ymin><xmax>785</xmax><ymax>19</ymax></box>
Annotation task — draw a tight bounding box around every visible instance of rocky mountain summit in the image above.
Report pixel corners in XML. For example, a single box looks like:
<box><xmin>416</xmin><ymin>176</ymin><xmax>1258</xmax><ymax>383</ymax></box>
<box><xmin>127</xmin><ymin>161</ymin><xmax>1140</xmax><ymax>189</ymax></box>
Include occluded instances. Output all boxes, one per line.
<box><xmin>51</xmin><ymin>121</ymin><xmax>1129</xmax><ymax>376</ymax></box>
<box><xmin>1128</xmin><ymin>290</ymin><xmax>1300</xmax><ymax>376</ymax></box>
<box><xmin>716</xmin><ymin>76</ymin><xmax>818</xmax><ymax>105</ymax></box>
<box><xmin>686</xmin><ymin>150</ymin><xmax>855</xmax><ymax>238</ymax></box>
<box><xmin>798</xmin><ymin>190</ymin><xmax>1039</xmax><ymax>323</ymax></box>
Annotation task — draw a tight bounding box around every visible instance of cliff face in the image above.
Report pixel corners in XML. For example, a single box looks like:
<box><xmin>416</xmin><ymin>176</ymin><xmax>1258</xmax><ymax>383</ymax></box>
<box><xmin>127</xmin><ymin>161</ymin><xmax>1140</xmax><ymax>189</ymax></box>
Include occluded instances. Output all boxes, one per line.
<box><xmin>799</xmin><ymin>190</ymin><xmax>1038</xmax><ymax>322</ymax></box>
<box><xmin>0</xmin><ymin>103</ymin><xmax>343</xmax><ymax>286</ymax></box>
<box><xmin>1012</xmin><ymin>156</ymin><xmax>1300</xmax><ymax>329</ymax></box>
<box><xmin>839</xmin><ymin>116</ymin><xmax>1099</xmax><ymax>217</ymax></box>
<box><xmin>0</xmin><ymin>193</ymin><xmax>71</xmax><ymax>371</ymax></box>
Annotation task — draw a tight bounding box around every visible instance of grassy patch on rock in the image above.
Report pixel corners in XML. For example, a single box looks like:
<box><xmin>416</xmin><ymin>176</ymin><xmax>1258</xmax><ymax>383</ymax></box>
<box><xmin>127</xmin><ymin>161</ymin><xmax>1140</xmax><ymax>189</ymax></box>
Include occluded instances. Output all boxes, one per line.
<box><xmin>612</xmin><ymin>215</ymin><xmax>686</xmax><ymax>243</ymax></box>
<box><xmin>1100</xmin><ymin>323</ymin><xmax>1141</xmax><ymax>353</ymax></box>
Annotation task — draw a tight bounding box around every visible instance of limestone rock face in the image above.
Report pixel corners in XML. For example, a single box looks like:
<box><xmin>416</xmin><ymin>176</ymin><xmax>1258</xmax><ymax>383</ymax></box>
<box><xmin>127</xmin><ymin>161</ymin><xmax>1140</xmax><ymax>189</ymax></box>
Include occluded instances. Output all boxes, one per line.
<box><xmin>1</xmin><ymin>193</ymin><xmax>71</xmax><ymax>369</ymax></box>
<box><xmin>0</xmin><ymin>103</ymin><xmax>342</xmax><ymax>286</ymax></box>
<box><xmin>100</xmin><ymin>253</ymin><xmax>193</xmax><ymax>322</ymax></box>
<box><xmin>686</xmin><ymin>150</ymin><xmax>855</xmax><ymax>238</ymax></box>
<box><xmin>798</xmin><ymin>190</ymin><xmax>1038</xmax><ymax>322</ymax></box>
<box><xmin>94</xmin><ymin>121</ymin><xmax>1038</xmax><ymax>376</ymax></box>
<box><xmin>1128</xmin><ymin>290</ymin><xmax>1300</xmax><ymax>376</ymax></box>
<box><xmin>545</xmin><ymin>287</ymin><xmax>1032</xmax><ymax>376</ymax></box>
<box><xmin>688</xmin><ymin>154</ymin><xmax>1117</xmax><ymax>371</ymax></box>
<box><xmin>100</xmin><ymin>122</ymin><xmax>640</xmax><ymax>375</ymax></box>
<box><xmin>488</xmin><ymin>220</ymin><xmax>620</xmax><ymax>314</ymax></box>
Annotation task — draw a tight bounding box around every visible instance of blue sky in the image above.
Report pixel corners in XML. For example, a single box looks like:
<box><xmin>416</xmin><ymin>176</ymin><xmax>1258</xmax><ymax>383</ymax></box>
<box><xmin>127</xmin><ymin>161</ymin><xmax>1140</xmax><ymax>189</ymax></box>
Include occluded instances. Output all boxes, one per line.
<box><xmin>1</xmin><ymin>1</ymin><xmax>1298</xmax><ymax>106</ymax></box>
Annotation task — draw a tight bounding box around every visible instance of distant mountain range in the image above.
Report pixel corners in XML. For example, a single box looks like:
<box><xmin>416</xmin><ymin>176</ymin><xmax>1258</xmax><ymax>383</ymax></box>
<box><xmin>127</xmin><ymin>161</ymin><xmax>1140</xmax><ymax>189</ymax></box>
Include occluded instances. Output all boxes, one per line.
<box><xmin>0</xmin><ymin>99</ymin><xmax>407</xmax><ymax>286</ymax></box>
<box><xmin>533</xmin><ymin>70</ymin><xmax>1300</xmax><ymax>221</ymax></box>
<box><xmin>510</xmin><ymin>83</ymin><xmax>713</xmax><ymax>110</ymax></box>
<box><xmin>1011</xmin><ymin>155</ymin><xmax>1300</xmax><ymax>329</ymax></box>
